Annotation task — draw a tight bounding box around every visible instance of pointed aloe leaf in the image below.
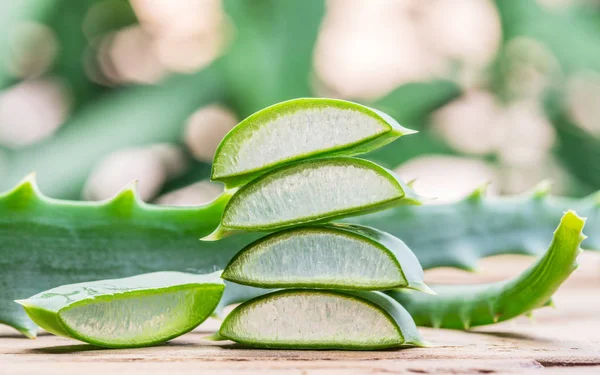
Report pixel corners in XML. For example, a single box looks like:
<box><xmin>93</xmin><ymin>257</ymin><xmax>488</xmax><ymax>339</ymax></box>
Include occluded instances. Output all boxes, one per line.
<box><xmin>221</xmin><ymin>0</ymin><xmax>325</xmax><ymax>117</ymax></box>
<box><xmin>495</xmin><ymin>0</ymin><xmax>600</xmax><ymax>72</ymax></box>
<box><xmin>222</xmin><ymin>224</ymin><xmax>431</xmax><ymax>292</ymax></box>
<box><xmin>387</xmin><ymin>210</ymin><xmax>586</xmax><ymax>329</ymax></box>
<box><xmin>205</xmin><ymin>157</ymin><xmax>420</xmax><ymax>239</ymax></box>
<box><xmin>0</xmin><ymin>63</ymin><xmax>226</xmax><ymax>199</ymax></box>
<box><xmin>211</xmin><ymin>98</ymin><xmax>417</xmax><ymax>188</ymax></box>
<box><xmin>216</xmin><ymin>289</ymin><xmax>425</xmax><ymax>350</ymax></box>
<box><xmin>349</xmin><ymin>182</ymin><xmax>600</xmax><ymax>271</ymax></box>
<box><xmin>16</xmin><ymin>271</ymin><xmax>224</xmax><ymax>348</ymax></box>
<box><xmin>0</xmin><ymin>1</ymin><xmax>56</xmax><ymax>89</ymax></box>
<box><xmin>362</xmin><ymin>80</ymin><xmax>462</xmax><ymax>169</ymax></box>
<box><xmin>545</xmin><ymin>88</ymin><xmax>600</xmax><ymax>192</ymax></box>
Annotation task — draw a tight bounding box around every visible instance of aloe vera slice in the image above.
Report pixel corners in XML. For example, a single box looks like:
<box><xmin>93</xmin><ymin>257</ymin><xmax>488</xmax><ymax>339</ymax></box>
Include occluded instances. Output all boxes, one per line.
<box><xmin>211</xmin><ymin>98</ymin><xmax>416</xmax><ymax>188</ymax></box>
<box><xmin>216</xmin><ymin>289</ymin><xmax>425</xmax><ymax>350</ymax></box>
<box><xmin>222</xmin><ymin>224</ymin><xmax>431</xmax><ymax>292</ymax></box>
<box><xmin>15</xmin><ymin>271</ymin><xmax>224</xmax><ymax>348</ymax></box>
<box><xmin>204</xmin><ymin>157</ymin><xmax>420</xmax><ymax>240</ymax></box>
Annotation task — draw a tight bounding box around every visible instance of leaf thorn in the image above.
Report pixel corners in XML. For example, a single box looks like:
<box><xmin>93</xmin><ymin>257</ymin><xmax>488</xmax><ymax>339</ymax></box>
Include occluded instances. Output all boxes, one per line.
<box><xmin>465</xmin><ymin>181</ymin><xmax>490</xmax><ymax>203</ymax></box>
<box><xmin>431</xmin><ymin>314</ymin><xmax>443</xmax><ymax>329</ymax></box>
<box><xmin>530</xmin><ymin>180</ymin><xmax>552</xmax><ymax>200</ymax></box>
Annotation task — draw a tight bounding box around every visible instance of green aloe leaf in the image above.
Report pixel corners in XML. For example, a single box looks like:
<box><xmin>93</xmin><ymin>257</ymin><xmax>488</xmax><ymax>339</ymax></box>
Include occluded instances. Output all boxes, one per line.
<box><xmin>0</xmin><ymin>63</ymin><xmax>226</xmax><ymax>199</ymax></box>
<box><xmin>388</xmin><ymin>210</ymin><xmax>585</xmax><ymax>329</ymax></box>
<box><xmin>544</xmin><ymin>89</ymin><xmax>600</xmax><ymax>192</ymax></box>
<box><xmin>221</xmin><ymin>0</ymin><xmax>325</xmax><ymax>117</ymax></box>
<box><xmin>211</xmin><ymin>98</ymin><xmax>416</xmax><ymax>188</ymax></box>
<box><xmin>1</xmin><ymin>178</ymin><xmax>598</xmax><ymax>337</ymax></box>
<box><xmin>0</xmin><ymin>1</ymin><xmax>56</xmax><ymax>89</ymax></box>
<box><xmin>364</xmin><ymin>79</ymin><xmax>462</xmax><ymax>169</ymax></box>
<box><xmin>46</xmin><ymin>0</ymin><xmax>138</xmax><ymax>108</ymax></box>
<box><xmin>494</xmin><ymin>0</ymin><xmax>600</xmax><ymax>73</ymax></box>
<box><xmin>222</xmin><ymin>224</ymin><xmax>431</xmax><ymax>292</ymax></box>
<box><xmin>215</xmin><ymin>289</ymin><xmax>425</xmax><ymax>350</ymax></box>
<box><xmin>351</xmin><ymin>182</ymin><xmax>600</xmax><ymax>271</ymax></box>
<box><xmin>16</xmin><ymin>271</ymin><xmax>224</xmax><ymax>348</ymax></box>
<box><xmin>370</xmin><ymin>80</ymin><xmax>462</xmax><ymax>126</ymax></box>
<box><xmin>204</xmin><ymin>157</ymin><xmax>420</xmax><ymax>239</ymax></box>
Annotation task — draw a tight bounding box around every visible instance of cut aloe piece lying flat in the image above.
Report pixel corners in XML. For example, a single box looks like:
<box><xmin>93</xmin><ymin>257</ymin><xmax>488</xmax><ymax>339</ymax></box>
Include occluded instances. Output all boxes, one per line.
<box><xmin>204</xmin><ymin>157</ymin><xmax>420</xmax><ymax>240</ymax></box>
<box><xmin>211</xmin><ymin>98</ymin><xmax>416</xmax><ymax>188</ymax></box>
<box><xmin>16</xmin><ymin>271</ymin><xmax>224</xmax><ymax>348</ymax></box>
<box><xmin>215</xmin><ymin>289</ymin><xmax>425</xmax><ymax>350</ymax></box>
<box><xmin>222</xmin><ymin>224</ymin><xmax>431</xmax><ymax>292</ymax></box>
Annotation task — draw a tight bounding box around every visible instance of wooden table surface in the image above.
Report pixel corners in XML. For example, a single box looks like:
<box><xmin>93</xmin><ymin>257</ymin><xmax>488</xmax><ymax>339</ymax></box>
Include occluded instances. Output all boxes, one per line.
<box><xmin>2</xmin><ymin>254</ymin><xmax>600</xmax><ymax>374</ymax></box>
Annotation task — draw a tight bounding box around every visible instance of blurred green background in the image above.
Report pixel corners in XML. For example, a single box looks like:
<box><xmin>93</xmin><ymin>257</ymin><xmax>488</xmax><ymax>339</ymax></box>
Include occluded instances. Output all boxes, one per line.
<box><xmin>0</xmin><ymin>0</ymin><xmax>598</xmax><ymax>204</ymax></box>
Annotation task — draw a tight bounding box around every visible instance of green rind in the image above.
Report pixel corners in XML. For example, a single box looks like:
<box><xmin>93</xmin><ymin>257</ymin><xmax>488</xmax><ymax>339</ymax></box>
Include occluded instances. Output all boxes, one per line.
<box><xmin>16</xmin><ymin>271</ymin><xmax>224</xmax><ymax>347</ymax></box>
<box><xmin>221</xmin><ymin>224</ymin><xmax>429</xmax><ymax>292</ymax></box>
<box><xmin>1</xmin><ymin>178</ymin><xmax>599</xmax><ymax>337</ymax></box>
<box><xmin>218</xmin><ymin>289</ymin><xmax>424</xmax><ymax>350</ymax></box>
<box><xmin>205</xmin><ymin>157</ymin><xmax>421</xmax><ymax>238</ymax></box>
<box><xmin>211</xmin><ymin>98</ymin><xmax>416</xmax><ymax>188</ymax></box>
<box><xmin>16</xmin><ymin>304</ymin><xmax>70</xmax><ymax>338</ymax></box>
<box><xmin>387</xmin><ymin>210</ymin><xmax>585</xmax><ymax>329</ymax></box>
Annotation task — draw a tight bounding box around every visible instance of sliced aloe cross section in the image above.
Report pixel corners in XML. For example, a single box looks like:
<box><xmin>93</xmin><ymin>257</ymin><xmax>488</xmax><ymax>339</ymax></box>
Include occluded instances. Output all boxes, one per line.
<box><xmin>215</xmin><ymin>289</ymin><xmax>425</xmax><ymax>350</ymax></box>
<box><xmin>204</xmin><ymin>157</ymin><xmax>420</xmax><ymax>240</ymax></box>
<box><xmin>222</xmin><ymin>224</ymin><xmax>431</xmax><ymax>292</ymax></box>
<box><xmin>15</xmin><ymin>271</ymin><xmax>224</xmax><ymax>348</ymax></box>
<box><xmin>211</xmin><ymin>98</ymin><xmax>416</xmax><ymax>188</ymax></box>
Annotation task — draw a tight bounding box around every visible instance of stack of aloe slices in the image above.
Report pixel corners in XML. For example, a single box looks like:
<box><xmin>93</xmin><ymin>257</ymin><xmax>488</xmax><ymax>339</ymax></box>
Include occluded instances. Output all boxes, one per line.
<box><xmin>15</xmin><ymin>98</ymin><xmax>588</xmax><ymax>349</ymax></box>
<box><xmin>204</xmin><ymin>98</ymin><xmax>432</xmax><ymax>349</ymax></box>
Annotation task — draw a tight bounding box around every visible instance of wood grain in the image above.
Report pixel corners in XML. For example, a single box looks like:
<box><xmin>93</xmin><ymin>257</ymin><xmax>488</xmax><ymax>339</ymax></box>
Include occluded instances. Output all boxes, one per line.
<box><xmin>2</xmin><ymin>253</ymin><xmax>600</xmax><ymax>374</ymax></box>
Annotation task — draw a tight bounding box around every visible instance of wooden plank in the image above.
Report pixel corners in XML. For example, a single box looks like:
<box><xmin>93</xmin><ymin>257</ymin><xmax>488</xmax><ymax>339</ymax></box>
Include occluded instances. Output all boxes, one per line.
<box><xmin>2</xmin><ymin>253</ymin><xmax>600</xmax><ymax>374</ymax></box>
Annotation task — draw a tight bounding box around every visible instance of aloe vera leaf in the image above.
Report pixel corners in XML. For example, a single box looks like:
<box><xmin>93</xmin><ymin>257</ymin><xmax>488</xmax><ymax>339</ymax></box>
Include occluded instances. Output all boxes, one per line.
<box><xmin>387</xmin><ymin>210</ymin><xmax>585</xmax><ymax>329</ymax></box>
<box><xmin>2</xmin><ymin>178</ymin><xmax>599</xmax><ymax>337</ymax></box>
<box><xmin>204</xmin><ymin>157</ymin><xmax>421</xmax><ymax>239</ymax></box>
<box><xmin>221</xmin><ymin>0</ymin><xmax>325</xmax><ymax>117</ymax></box>
<box><xmin>0</xmin><ymin>175</ymin><xmax>259</xmax><ymax>338</ymax></box>
<box><xmin>222</xmin><ymin>223</ymin><xmax>431</xmax><ymax>292</ymax></box>
<box><xmin>349</xmin><ymin>182</ymin><xmax>600</xmax><ymax>271</ymax></box>
<box><xmin>16</xmin><ymin>271</ymin><xmax>224</xmax><ymax>348</ymax></box>
<box><xmin>544</xmin><ymin>89</ymin><xmax>600</xmax><ymax>192</ymax></box>
<box><xmin>217</xmin><ymin>289</ymin><xmax>425</xmax><ymax>350</ymax></box>
<box><xmin>0</xmin><ymin>1</ymin><xmax>56</xmax><ymax>89</ymax></box>
<box><xmin>370</xmin><ymin>80</ymin><xmax>462</xmax><ymax>126</ymax></box>
<box><xmin>0</xmin><ymin>63</ymin><xmax>226</xmax><ymax>199</ymax></box>
<box><xmin>47</xmin><ymin>0</ymin><xmax>138</xmax><ymax>108</ymax></box>
<box><xmin>363</xmin><ymin>80</ymin><xmax>462</xmax><ymax>169</ymax></box>
<box><xmin>211</xmin><ymin>98</ymin><xmax>416</xmax><ymax>188</ymax></box>
<box><xmin>495</xmin><ymin>0</ymin><xmax>600</xmax><ymax>73</ymax></box>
